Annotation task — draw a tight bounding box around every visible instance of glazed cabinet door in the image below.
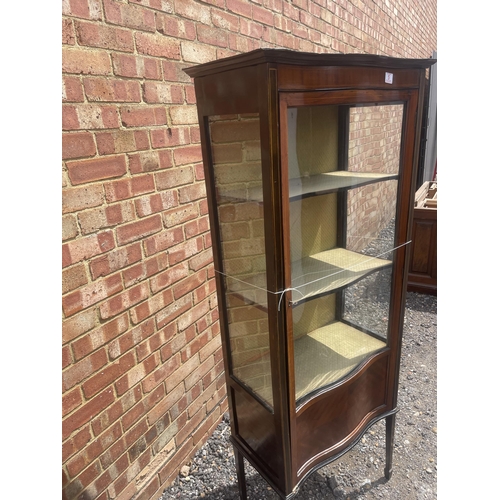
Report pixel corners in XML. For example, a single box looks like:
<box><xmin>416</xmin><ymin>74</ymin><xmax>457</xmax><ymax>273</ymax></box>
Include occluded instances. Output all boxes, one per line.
<box><xmin>279</xmin><ymin>89</ymin><xmax>418</xmax><ymax>483</ymax></box>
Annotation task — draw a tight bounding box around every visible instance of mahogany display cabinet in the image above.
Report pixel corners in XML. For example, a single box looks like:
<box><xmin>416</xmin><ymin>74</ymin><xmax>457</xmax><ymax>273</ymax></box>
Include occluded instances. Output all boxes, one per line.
<box><xmin>185</xmin><ymin>49</ymin><xmax>436</xmax><ymax>499</ymax></box>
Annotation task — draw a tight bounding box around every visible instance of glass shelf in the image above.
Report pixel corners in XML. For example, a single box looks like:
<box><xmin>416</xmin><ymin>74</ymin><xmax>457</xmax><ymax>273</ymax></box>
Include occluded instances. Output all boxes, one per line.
<box><xmin>294</xmin><ymin>320</ymin><xmax>386</xmax><ymax>401</ymax></box>
<box><xmin>217</xmin><ymin>171</ymin><xmax>397</xmax><ymax>204</ymax></box>
<box><xmin>289</xmin><ymin>171</ymin><xmax>398</xmax><ymax>201</ymax></box>
<box><xmin>290</xmin><ymin>248</ymin><xmax>392</xmax><ymax>305</ymax></box>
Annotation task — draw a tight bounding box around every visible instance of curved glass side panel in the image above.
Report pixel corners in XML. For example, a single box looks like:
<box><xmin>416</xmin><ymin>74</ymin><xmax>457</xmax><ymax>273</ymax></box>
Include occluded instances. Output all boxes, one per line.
<box><xmin>287</xmin><ymin>103</ymin><xmax>404</xmax><ymax>404</ymax></box>
<box><xmin>209</xmin><ymin>114</ymin><xmax>273</xmax><ymax>408</ymax></box>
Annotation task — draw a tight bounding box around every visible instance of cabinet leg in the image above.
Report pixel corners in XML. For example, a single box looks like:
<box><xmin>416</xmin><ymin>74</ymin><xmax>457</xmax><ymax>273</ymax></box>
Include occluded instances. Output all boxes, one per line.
<box><xmin>233</xmin><ymin>445</ymin><xmax>247</xmax><ymax>500</ymax></box>
<box><xmin>384</xmin><ymin>413</ymin><xmax>396</xmax><ymax>480</ymax></box>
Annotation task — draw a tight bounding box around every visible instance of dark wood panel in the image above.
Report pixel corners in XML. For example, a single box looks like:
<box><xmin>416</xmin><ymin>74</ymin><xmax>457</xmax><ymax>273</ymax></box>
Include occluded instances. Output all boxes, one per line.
<box><xmin>192</xmin><ymin>65</ymin><xmax>261</xmax><ymax>116</ymax></box>
<box><xmin>184</xmin><ymin>48</ymin><xmax>435</xmax><ymax>78</ymax></box>
<box><xmin>407</xmin><ymin>207</ymin><xmax>437</xmax><ymax>295</ymax></box>
<box><xmin>232</xmin><ymin>384</ymin><xmax>281</xmax><ymax>480</ymax></box>
<box><xmin>278</xmin><ymin>65</ymin><xmax>421</xmax><ymax>91</ymax></box>
<box><xmin>295</xmin><ymin>353</ymin><xmax>389</xmax><ymax>480</ymax></box>
<box><xmin>410</xmin><ymin>220</ymin><xmax>434</xmax><ymax>273</ymax></box>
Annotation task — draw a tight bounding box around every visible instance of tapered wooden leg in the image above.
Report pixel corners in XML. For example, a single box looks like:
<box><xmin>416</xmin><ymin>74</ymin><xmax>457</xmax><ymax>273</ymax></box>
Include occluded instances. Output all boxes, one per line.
<box><xmin>384</xmin><ymin>413</ymin><xmax>396</xmax><ymax>480</ymax></box>
<box><xmin>233</xmin><ymin>445</ymin><xmax>247</xmax><ymax>500</ymax></box>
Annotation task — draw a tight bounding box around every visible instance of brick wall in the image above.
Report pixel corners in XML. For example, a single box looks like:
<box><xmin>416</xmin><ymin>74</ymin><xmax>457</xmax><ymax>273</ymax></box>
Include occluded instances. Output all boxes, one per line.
<box><xmin>62</xmin><ymin>1</ymin><xmax>437</xmax><ymax>499</ymax></box>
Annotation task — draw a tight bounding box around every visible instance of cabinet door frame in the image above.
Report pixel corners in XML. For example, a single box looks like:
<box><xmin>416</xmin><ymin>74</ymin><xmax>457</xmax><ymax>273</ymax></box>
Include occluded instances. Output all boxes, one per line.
<box><xmin>278</xmin><ymin>87</ymin><xmax>421</xmax><ymax>483</ymax></box>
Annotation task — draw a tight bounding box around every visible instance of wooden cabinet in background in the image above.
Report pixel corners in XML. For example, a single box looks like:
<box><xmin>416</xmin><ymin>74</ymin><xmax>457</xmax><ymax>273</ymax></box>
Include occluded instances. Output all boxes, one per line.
<box><xmin>408</xmin><ymin>181</ymin><xmax>437</xmax><ymax>295</ymax></box>
<box><xmin>185</xmin><ymin>49</ymin><xmax>436</xmax><ymax>500</ymax></box>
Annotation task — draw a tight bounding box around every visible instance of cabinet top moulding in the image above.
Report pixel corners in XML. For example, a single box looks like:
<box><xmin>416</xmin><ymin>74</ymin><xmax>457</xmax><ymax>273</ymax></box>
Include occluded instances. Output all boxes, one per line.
<box><xmin>184</xmin><ymin>48</ymin><xmax>437</xmax><ymax>79</ymax></box>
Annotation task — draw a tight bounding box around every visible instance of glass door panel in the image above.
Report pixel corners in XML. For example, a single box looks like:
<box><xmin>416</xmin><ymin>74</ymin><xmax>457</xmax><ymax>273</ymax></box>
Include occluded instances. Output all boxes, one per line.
<box><xmin>287</xmin><ymin>102</ymin><xmax>404</xmax><ymax>404</ymax></box>
<box><xmin>209</xmin><ymin>114</ymin><xmax>273</xmax><ymax>408</ymax></box>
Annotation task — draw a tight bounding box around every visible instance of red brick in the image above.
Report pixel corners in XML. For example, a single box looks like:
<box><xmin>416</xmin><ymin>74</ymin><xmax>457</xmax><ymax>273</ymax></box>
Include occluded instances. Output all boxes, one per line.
<box><xmin>67</xmin><ymin>421</ymin><xmax>122</xmax><ymax>478</ymax></box>
<box><xmin>156</xmin><ymin>12</ymin><xmax>196</xmax><ymax>40</ymax></box>
<box><xmin>143</xmin><ymin>81</ymin><xmax>184</xmax><ymax>104</ymax></box>
<box><xmin>148</xmin><ymin>262</ymin><xmax>189</xmax><ymax>294</ymax></box>
<box><xmin>99</xmin><ymin>435</ymin><xmax>126</xmax><ymax>470</ymax></box>
<box><xmin>62</xmin><ymin>388</ymin><xmax>112</xmax><ymax>441</ymax></box>
<box><xmin>169</xmin><ymin>105</ymin><xmax>198</xmax><ymax>125</ymax></box>
<box><xmin>62</xmin><ymin>47</ymin><xmax>112</xmax><ymax>75</ymax></box>
<box><xmin>178</xmin><ymin>299</ymin><xmax>210</xmax><ymax>333</ymax></box>
<box><xmin>253</xmin><ymin>4</ymin><xmax>275</xmax><ymax>26</ymax></box>
<box><xmin>116</xmin><ymin>215</ymin><xmax>163</xmax><ymax>246</ymax></box>
<box><xmin>211</xmin><ymin>10</ymin><xmax>240</xmax><ymax>32</ymax></box>
<box><xmin>63</xmin><ymin>76</ymin><xmax>85</xmax><ymax>102</ymax></box>
<box><xmin>155</xmin><ymin>166</ymin><xmax>193</xmax><ymax>190</ymax></box>
<box><xmin>72</xmin><ymin>104</ymin><xmax>121</xmax><ymax>130</ymax></box>
<box><xmin>141</xmin><ymin>353</ymin><xmax>180</xmax><ymax>393</ymax></box>
<box><xmin>120</xmin><ymin>106</ymin><xmax>167</xmax><ymax>127</ymax></box>
<box><xmin>166</xmin><ymin>325</ymin><xmax>196</xmax><ymax>361</ymax></box>
<box><xmin>128</xmin><ymin>150</ymin><xmax>172</xmax><ymax>174</ymax></box>
<box><xmin>62</xmin><ymin>264</ymin><xmax>88</xmax><ymax>294</ymax></box>
<box><xmin>63</xmin><ymin>387</ymin><xmax>83</xmax><ymax>418</ymax></box>
<box><xmin>62</xmin><ymin>0</ymin><xmax>103</xmax><ymax>20</ymax></box>
<box><xmin>64</xmin><ymin>461</ymin><xmax>102</xmax><ymax>499</ymax></box>
<box><xmin>184</xmin><ymin>215</ymin><xmax>209</xmax><ymax>239</ymax></box>
<box><xmin>173</xmin><ymin>145</ymin><xmax>202</xmax><ymax>166</ymax></box>
<box><xmin>161</xmin><ymin>202</ymin><xmax>199</xmax><ymax>229</ymax></box>
<box><xmin>130</xmin><ymin>289</ymin><xmax>174</xmax><ymax>325</ymax></box>
<box><xmin>134</xmin><ymin>190</ymin><xmax>178</xmax><ymax>217</ymax></box>
<box><xmin>196</xmin><ymin>24</ymin><xmax>228</xmax><ymax>47</ymax></box>
<box><xmin>174</xmin><ymin>407</ymin><xmax>205</xmax><ymax>447</ymax></box>
<box><xmin>63</xmin><ymin>105</ymin><xmax>80</xmax><ymax>130</ymax></box>
<box><xmin>227</xmin><ymin>0</ymin><xmax>252</xmax><ymax>18</ymax></box>
<box><xmin>62</xmin><ymin>185</ymin><xmax>104</xmax><ymax>214</ymax></box>
<box><xmin>90</xmin><ymin>243</ymin><xmax>142</xmax><ymax>279</ymax></box>
<box><xmin>82</xmin><ymin>351</ymin><xmax>135</xmax><ymax>398</ymax></box>
<box><xmin>103</xmin><ymin>0</ymin><xmax>156</xmax><ymax>31</ymax></box>
<box><xmin>83</xmin><ymin>77</ymin><xmax>141</xmax><ymax>102</ymax></box>
<box><xmin>137</xmin><ymin>323</ymin><xmax>176</xmax><ymax>362</ymax></box>
<box><xmin>99</xmin><ymin>282</ymin><xmax>149</xmax><ymax>320</ymax></box>
<box><xmin>62</xmin><ymin>231</ymin><xmax>115</xmax><ymax>267</ymax></box>
<box><xmin>62</xmin><ymin>274</ymin><xmax>123</xmax><ymax>317</ymax></box>
<box><xmin>135</xmin><ymin>32</ymin><xmax>181</xmax><ymax>59</ymax></box>
<box><xmin>75</xmin><ymin>20</ymin><xmax>134</xmax><ymax>52</ymax></box>
<box><xmin>91</xmin><ymin>385</ymin><xmax>142</xmax><ymax>437</ymax></box>
<box><xmin>63</xmin><ymin>426</ymin><xmax>92</xmax><ymax>463</ymax></box>
<box><xmin>62</xmin><ymin>132</ymin><xmax>96</xmax><ymax>160</ymax></box>
<box><xmin>62</xmin><ymin>309</ymin><xmax>97</xmax><ymax>345</ymax></box>
<box><xmin>104</xmin><ymin>174</ymin><xmax>155</xmax><ymax>203</ymax></box>
<box><xmin>173</xmin><ymin>0</ymin><xmax>211</xmax><ymax>23</ymax></box>
<box><xmin>95</xmin><ymin>130</ymin><xmax>149</xmax><ymax>155</ymax></box>
<box><xmin>178</xmin><ymin>182</ymin><xmax>206</xmax><ymax>203</ymax></box>
<box><xmin>112</xmin><ymin>53</ymin><xmax>162</xmax><ymax>79</ymax></box>
<box><xmin>116</xmin><ymin>354</ymin><xmax>159</xmax><ymax>399</ymax></box>
<box><xmin>189</xmin><ymin>248</ymin><xmax>213</xmax><ymax>272</ymax></box>
<box><xmin>162</xmin><ymin>60</ymin><xmax>192</xmax><ymax>83</ymax></box>
<box><xmin>77</xmin><ymin>201</ymin><xmax>135</xmax><ymax>236</ymax></box>
<box><xmin>150</xmin><ymin>126</ymin><xmax>190</xmax><ymax>148</ymax></box>
<box><xmin>66</xmin><ymin>154</ymin><xmax>126</xmax><ymax>185</ymax></box>
<box><xmin>108</xmin><ymin>319</ymin><xmax>155</xmax><ymax>361</ymax></box>
<box><xmin>71</xmin><ymin>315</ymin><xmax>129</xmax><ymax>361</ymax></box>
<box><xmin>63</xmin><ymin>348</ymin><xmax>108</xmax><ymax>393</ymax></box>
<box><xmin>63</xmin><ymin>345</ymin><xmax>73</xmax><ymax>370</ymax></box>
<box><xmin>240</xmin><ymin>18</ymin><xmax>265</xmax><ymax>40</ymax></box>
<box><xmin>63</xmin><ymin>18</ymin><xmax>76</xmax><ymax>45</ymax></box>
<box><xmin>156</xmin><ymin>293</ymin><xmax>192</xmax><ymax>330</ymax></box>
<box><xmin>167</xmin><ymin>236</ymin><xmax>203</xmax><ymax>266</ymax></box>
<box><xmin>121</xmin><ymin>252</ymin><xmax>168</xmax><ymax>288</ymax></box>
<box><xmin>143</xmin><ymin>226</ymin><xmax>183</xmax><ymax>256</ymax></box>
<box><xmin>172</xmin><ymin>269</ymin><xmax>206</xmax><ymax>300</ymax></box>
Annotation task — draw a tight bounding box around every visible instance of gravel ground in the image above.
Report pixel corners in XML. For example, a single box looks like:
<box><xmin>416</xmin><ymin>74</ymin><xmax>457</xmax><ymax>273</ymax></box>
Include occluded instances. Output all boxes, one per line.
<box><xmin>159</xmin><ymin>290</ymin><xmax>437</xmax><ymax>500</ymax></box>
